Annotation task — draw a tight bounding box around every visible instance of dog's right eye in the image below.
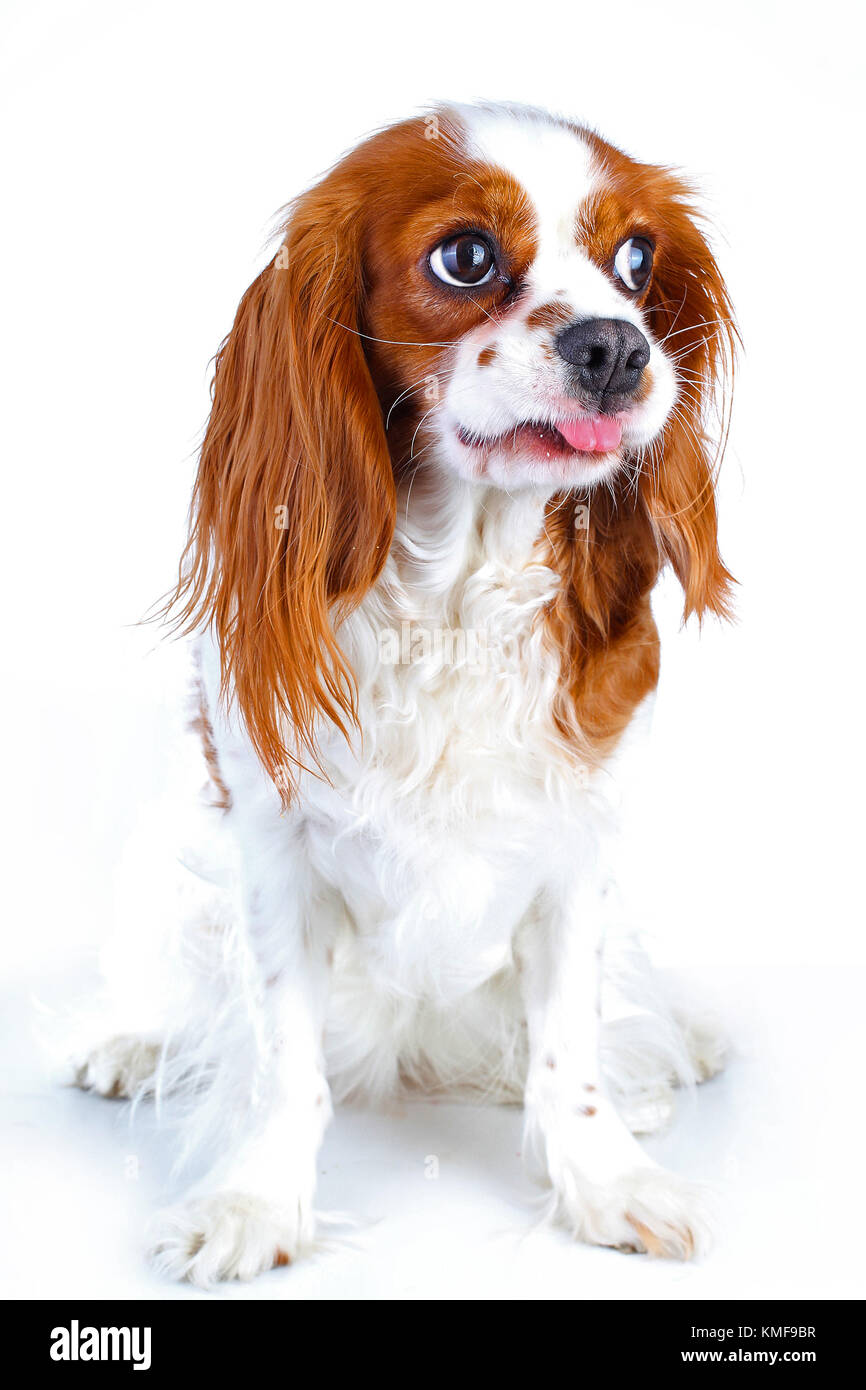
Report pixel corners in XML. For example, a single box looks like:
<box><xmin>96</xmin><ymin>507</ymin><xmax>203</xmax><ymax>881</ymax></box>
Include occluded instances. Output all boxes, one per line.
<box><xmin>429</xmin><ymin>234</ymin><xmax>497</xmax><ymax>287</ymax></box>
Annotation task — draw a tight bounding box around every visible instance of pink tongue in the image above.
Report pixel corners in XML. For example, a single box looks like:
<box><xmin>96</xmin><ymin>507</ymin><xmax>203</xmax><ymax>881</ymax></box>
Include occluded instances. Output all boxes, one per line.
<box><xmin>557</xmin><ymin>416</ymin><xmax>622</xmax><ymax>453</ymax></box>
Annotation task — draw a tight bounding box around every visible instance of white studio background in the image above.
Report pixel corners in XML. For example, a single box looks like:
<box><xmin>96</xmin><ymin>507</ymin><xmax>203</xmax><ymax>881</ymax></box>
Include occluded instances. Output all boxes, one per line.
<box><xmin>1</xmin><ymin>0</ymin><xmax>864</xmax><ymax>1301</ymax></box>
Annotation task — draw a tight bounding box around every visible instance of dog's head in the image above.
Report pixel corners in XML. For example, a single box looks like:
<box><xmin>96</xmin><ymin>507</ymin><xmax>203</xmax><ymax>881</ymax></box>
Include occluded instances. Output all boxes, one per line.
<box><xmin>171</xmin><ymin>104</ymin><xmax>735</xmax><ymax>787</ymax></box>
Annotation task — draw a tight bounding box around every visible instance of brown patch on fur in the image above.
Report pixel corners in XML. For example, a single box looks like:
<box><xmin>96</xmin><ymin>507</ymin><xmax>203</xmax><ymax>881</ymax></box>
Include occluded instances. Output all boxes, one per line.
<box><xmin>477</xmin><ymin>345</ymin><xmax>497</xmax><ymax>367</ymax></box>
<box><xmin>627</xmin><ymin>1214</ymin><xmax>694</xmax><ymax>1260</ymax></box>
<box><xmin>584</xmin><ymin>1083</ymin><xmax>596</xmax><ymax>1092</ymax></box>
<box><xmin>273</xmin><ymin>1248</ymin><xmax>291</xmax><ymax>1267</ymax></box>
<box><xmin>525</xmin><ymin>300</ymin><xmax>573</xmax><ymax>332</ymax></box>
<box><xmin>579</xmin><ymin>1105</ymin><xmax>597</xmax><ymax>1117</ymax></box>
<box><xmin>189</xmin><ymin>678</ymin><xmax>232</xmax><ymax>810</ymax></box>
<box><xmin>542</xmin><ymin>486</ymin><xmax>662</xmax><ymax>758</ymax></box>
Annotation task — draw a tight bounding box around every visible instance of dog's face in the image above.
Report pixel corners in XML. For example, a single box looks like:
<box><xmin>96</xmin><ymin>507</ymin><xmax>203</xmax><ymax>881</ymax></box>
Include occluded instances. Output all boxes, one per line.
<box><xmin>174</xmin><ymin>103</ymin><xmax>735</xmax><ymax>788</ymax></box>
<box><xmin>359</xmin><ymin>106</ymin><xmax>728</xmax><ymax>493</ymax></box>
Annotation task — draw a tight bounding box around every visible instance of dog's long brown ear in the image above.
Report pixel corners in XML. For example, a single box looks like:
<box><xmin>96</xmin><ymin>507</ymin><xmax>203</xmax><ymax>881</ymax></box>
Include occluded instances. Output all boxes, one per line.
<box><xmin>168</xmin><ymin>181</ymin><xmax>395</xmax><ymax>795</ymax></box>
<box><xmin>640</xmin><ymin>174</ymin><xmax>738</xmax><ymax>620</ymax></box>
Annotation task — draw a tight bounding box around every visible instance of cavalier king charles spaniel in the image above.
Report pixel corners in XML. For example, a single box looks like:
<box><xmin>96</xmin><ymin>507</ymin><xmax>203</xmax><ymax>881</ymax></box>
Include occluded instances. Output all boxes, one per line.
<box><xmin>73</xmin><ymin>102</ymin><xmax>735</xmax><ymax>1285</ymax></box>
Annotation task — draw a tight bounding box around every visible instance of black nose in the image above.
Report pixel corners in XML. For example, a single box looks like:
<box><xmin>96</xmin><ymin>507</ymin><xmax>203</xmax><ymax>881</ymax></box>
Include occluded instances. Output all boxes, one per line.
<box><xmin>556</xmin><ymin>317</ymin><xmax>651</xmax><ymax>404</ymax></box>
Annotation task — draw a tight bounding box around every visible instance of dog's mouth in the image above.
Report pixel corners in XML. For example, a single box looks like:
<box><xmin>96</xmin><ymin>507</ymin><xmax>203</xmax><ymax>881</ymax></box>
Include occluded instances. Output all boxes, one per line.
<box><xmin>456</xmin><ymin>414</ymin><xmax>623</xmax><ymax>459</ymax></box>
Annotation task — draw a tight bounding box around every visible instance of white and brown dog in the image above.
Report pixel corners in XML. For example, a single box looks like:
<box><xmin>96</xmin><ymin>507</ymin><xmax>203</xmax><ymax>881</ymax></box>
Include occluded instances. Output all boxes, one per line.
<box><xmin>74</xmin><ymin>102</ymin><xmax>735</xmax><ymax>1285</ymax></box>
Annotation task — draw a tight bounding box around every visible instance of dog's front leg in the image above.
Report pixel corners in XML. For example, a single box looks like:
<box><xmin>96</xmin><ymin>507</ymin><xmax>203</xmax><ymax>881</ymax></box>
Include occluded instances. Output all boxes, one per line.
<box><xmin>150</xmin><ymin>819</ymin><xmax>337</xmax><ymax>1287</ymax></box>
<box><xmin>518</xmin><ymin>880</ymin><xmax>711</xmax><ymax>1259</ymax></box>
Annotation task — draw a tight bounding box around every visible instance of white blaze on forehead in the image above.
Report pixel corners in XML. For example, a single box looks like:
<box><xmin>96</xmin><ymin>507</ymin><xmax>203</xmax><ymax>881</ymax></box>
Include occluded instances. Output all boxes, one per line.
<box><xmin>452</xmin><ymin>104</ymin><xmax>599</xmax><ymax>268</ymax></box>
<box><xmin>448</xmin><ymin>104</ymin><xmax>639</xmax><ymax>331</ymax></box>
<box><xmin>432</xmin><ymin>104</ymin><xmax>678</xmax><ymax>488</ymax></box>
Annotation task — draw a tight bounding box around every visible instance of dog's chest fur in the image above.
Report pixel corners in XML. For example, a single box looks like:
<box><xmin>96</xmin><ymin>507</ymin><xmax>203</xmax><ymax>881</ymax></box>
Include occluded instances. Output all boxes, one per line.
<box><xmin>297</xmin><ymin>476</ymin><xmax>600</xmax><ymax>999</ymax></box>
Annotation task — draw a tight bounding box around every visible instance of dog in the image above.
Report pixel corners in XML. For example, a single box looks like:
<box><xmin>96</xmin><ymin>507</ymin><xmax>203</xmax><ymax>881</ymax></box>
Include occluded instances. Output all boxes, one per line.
<box><xmin>73</xmin><ymin>102</ymin><xmax>735</xmax><ymax>1285</ymax></box>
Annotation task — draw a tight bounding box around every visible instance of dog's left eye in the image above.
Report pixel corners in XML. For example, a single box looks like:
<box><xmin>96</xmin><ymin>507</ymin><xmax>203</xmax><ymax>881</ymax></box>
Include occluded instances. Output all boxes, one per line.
<box><xmin>613</xmin><ymin>237</ymin><xmax>654</xmax><ymax>292</ymax></box>
<box><xmin>429</xmin><ymin>234</ymin><xmax>497</xmax><ymax>287</ymax></box>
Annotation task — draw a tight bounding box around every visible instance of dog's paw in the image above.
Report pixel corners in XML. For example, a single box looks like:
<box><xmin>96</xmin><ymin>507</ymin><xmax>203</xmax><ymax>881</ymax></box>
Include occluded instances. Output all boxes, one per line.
<box><xmin>553</xmin><ymin>1165</ymin><xmax>713</xmax><ymax>1260</ymax></box>
<box><xmin>148</xmin><ymin>1191</ymin><xmax>313</xmax><ymax>1287</ymax></box>
<box><xmin>69</xmin><ymin>1034</ymin><xmax>162</xmax><ymax>1099</ymax></box>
